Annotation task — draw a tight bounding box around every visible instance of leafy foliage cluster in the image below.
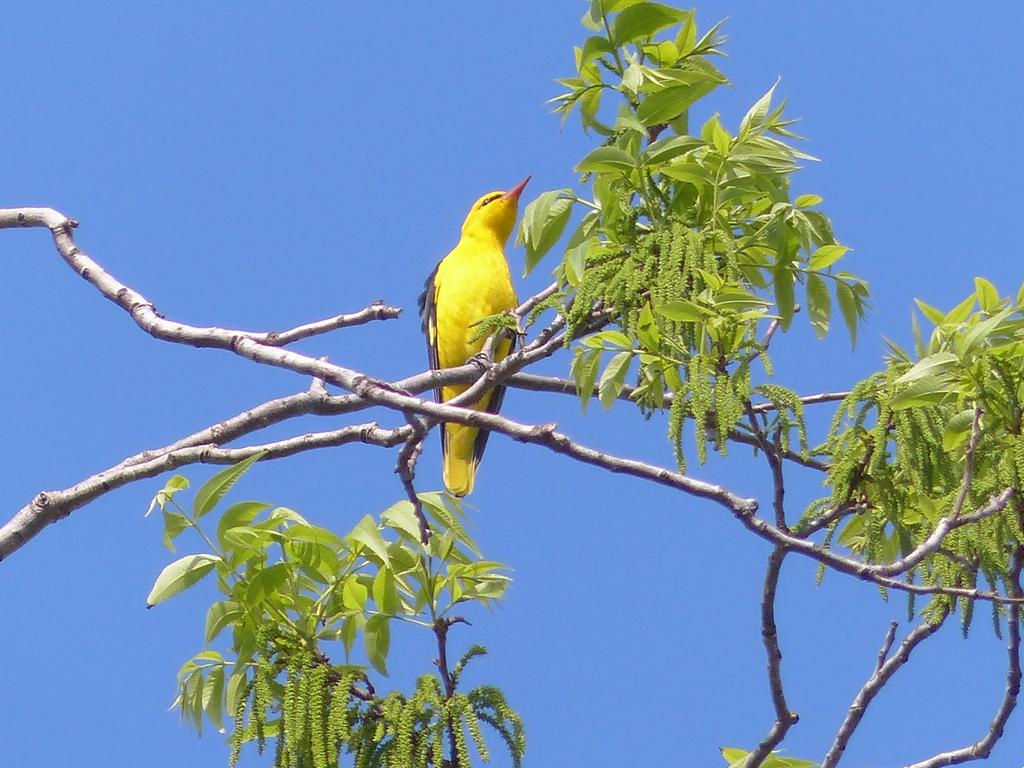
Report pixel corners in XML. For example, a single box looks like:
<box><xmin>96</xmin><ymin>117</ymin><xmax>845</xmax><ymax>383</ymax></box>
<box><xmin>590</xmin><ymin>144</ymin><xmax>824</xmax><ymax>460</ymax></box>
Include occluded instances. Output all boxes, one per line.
<box><xmin>809</xmin><ymin>280</ymin><xmax>1024</xmax><ymax>630</ymax></box>
<box><xmin>517</xmin><ymin>1</ymin><xmax>867</xmax><ymax>471</ymax></box>
<box><xmin>148</xmin><ymin>456</ymin><xmax>523</xmax><ymax>767</ymax></box>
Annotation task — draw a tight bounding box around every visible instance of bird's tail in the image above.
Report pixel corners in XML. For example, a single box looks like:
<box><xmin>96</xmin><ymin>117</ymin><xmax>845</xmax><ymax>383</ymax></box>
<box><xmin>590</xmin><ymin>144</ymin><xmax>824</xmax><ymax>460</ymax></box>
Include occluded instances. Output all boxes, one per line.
<box><xmin>442</xmin><ymin>422</ymin><xmax>479</xmax><ymax>497</ymax></box>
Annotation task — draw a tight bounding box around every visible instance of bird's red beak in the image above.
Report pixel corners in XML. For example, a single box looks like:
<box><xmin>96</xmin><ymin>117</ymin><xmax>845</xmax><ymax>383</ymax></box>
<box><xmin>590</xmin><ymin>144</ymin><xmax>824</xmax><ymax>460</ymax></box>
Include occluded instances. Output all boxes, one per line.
<box><xmin>503</xmin><ymin>175</ymin><xmax>531</xmax><ymax>202</ymax></box>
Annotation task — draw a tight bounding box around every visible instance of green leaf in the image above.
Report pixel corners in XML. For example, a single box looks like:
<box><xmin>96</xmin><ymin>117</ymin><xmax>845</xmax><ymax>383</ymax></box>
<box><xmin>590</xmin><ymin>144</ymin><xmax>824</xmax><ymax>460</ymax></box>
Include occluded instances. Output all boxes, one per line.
<box><xmin>225</xmin><ymin>669</ymin><xmax>247</xmax><ymax>718</ymax></box>
<box><xmin>572</xmin><ymin>347</ymin><xmax>603</xmax><ymax>413</ymax></box>
<box><xmin>519</xmin><ymin>189</ymin><xmax>574</xmax><ymax>276</ymax></box>
<box><xmin>761</xmin><ymin>756</ymin><xmax>818</xmax><ymax>768</ymax></box>
<box><xmin>836</xmin><ymin>281</ymin><xmax>859</xmax><ymax>346</ymax></box>
<box><xmin>221</xmin><ymin>525</ymin><xmax>273</xmax><ymax>555</ymax></box>
<box><xmin>890</xmin><ymin>375</ymin><xmax>957</xmax><ymax>410</ymax></box>
<box><xmin>914</xmin><ymin>299</ymin><xmax>946</xmax><ymax>327</ymax></box>
<box><xmin>945</xmin><ymin>294</ymin><xmax>977</xmax><ymax>325</ymax></box>
<box><xmin>575</xmin><ymin>146</ymin><xmax>636</xmax><ymax>174</ymax></box>
<box><xmin>205</xmin><ymin>600</ymin><xmax>242</xmax><ymax>643</ymax></box>
<box><xmin>564</xmin><ymin>239</ymin><xmax>592</xmax><ymax>287</ymax></box>
<box><xmin>580</xmin><ymin>35</ymin><xmax>614</xmax><ymax>67</ymax></box>
<box><xmin>147</xmin><ymin>554</ymin><xmax>221</xmax><ymax>607</ymax></box>
<box><xmin>193</xmin><ymin>452</ymin><xmax>264</xmax><ymax>519</ymax></box>
<box><xmin>739</xmin><ymin>80</ymin><xmax>777</xmax><ymax>136</ymax></box>
<box><xmin>216</xmin><ymin>501</ymin><xmax>272</xmax><ymax>549</ymax></box>
<box><xmin>419</xmin><ymin>492</ymin><xmax>481</xmax><ymax>557</ymax></box>
<box><xmin>245</xmin><ymin>562</ymin><xmax>291</xmax><ymax>606</ymax></box>
<box><xmin>895</xmin><ymin>351</ymin><xmax>959</xmax><ymax>385</ymax></box>
<box><xmin>974</xmin><ymin>277</ymin><xmax>1000</xmax><ymax>312</ymax></box>
<box><xmin>942</xmin><ymin>409</ymin><xmax>976</xmax><ymax>451</ymax></box>
<box><xmin>372</xmin><ymin>568</ymin><xmax>399</xmax><ymax>615</ymax></box>
<box><xmin>702</xmin><ymin>113</ymin><xmax>731</xmax><ymax>156</ymax></box>
<box><xmin>658</xmin><ymin>160</ymin><xmax>709</xmax><ymax>187</ymax></box>
<box><xmin>340</xmin><ymin>614</ymin><xmax>362</xmax><ymax>659</ymax></box>
<box><xmin>675</xmin><ymin>8</ymin><xmax>697</xmax><ymax>52</ymax></box>
<box><xmin>794</xmin><ymin>193</ymin><xmax>823</xmax><ymax>208</ymax></box>
<box><xmin>621</xmin><ymin>62</ymin><xmax>643</xmax><ymax>95</ymax></box>
<box><xmin>656</xmin><ymin>299</ymin><xmax>709</xmax><ymax>322</ymax></box>
<box><xmin>610</xmin><ymin>2</ymin><xmax>686</xmax><ymax>46</ymax></box>
<box><xmin>959</xmin><ymin>306</ymin><xmax>1014</xmax><ymax>354</ymax></box>
<box><xmin>203</xmin><ymin>665</ymin><xmax>226</xmax><ymax>733</ymax></box>
<box><xmin>284</xmin><ymin>523</ymin><xmax>345</xmax><ymax>550</ymax></box>
<box><xmin>590</xmin><ymin>329</ymin><xmax>632</xmax><ymax>348</ymax></box>
<box><xmin>721</xmin><ymin>747</ymin><xmax>748</xmax><ymax>767</ymax></box>
<box><xmin>183</xmin><ymin>669</ymin><xmax>204</xmax><ymax>733</ymax></box>
<box><xmin>342</xmin><ymin>575</ymin><xmax>369</xmax><ymax>611</ymax></box>
<box><xmin>643</xmin><ymin>134</ymin><xmax>701</xmax><ymax>165</ymax></box>
<box><xmin>347</xmin><ymin>515</ymin><xmax>391</xmax><ymax>567</ymax></box>
<box><xmin>642</xmin><ymin>39</ymin><xmax>679</xmax><ymax>65</ymax></box>
<box><xmin>364</xmin><ymin>614</ymin><xmax>390</xmax><ymax>676</ymax></box>
<box><xmin>162</xmin><ymin>509</ymin><xmax>191</xmax><ymax>553</ymax></box>
<box><xmin>636</xmin><ymin>303</ymin><xmax>660</xmax><ymax>350</ymax></box>
<box><xmin>806</xmin><ymin>273</ymin><xmax>830</xmax><ymax>340</ymax></box>
<box><xmin>637</xmin><ymin>86</ymin><xmax>702</xmax><ymax>126</ymax></box>
<box><xmin>598</xmin><ymin>351</ymin><xmax>633</xmax><ymax>410</ymax></box>
<box><xmin>147</xmin><ymin>474</ymin><xmax>190</xmax><ymax>517</ymax></box>
<box><xmin>809</xmin><ymin>244</ymin><xmax>849</xmax><ymax>271</ymax></box>
<box><xmin>380</xmin><ymin>500</ymin><xmax>424</xmax><ymax>544</ymax></box>
<box><xmin>773</xmin><ymin>265</ymin><xmax>795</xmax><ymax>330</ymax></box>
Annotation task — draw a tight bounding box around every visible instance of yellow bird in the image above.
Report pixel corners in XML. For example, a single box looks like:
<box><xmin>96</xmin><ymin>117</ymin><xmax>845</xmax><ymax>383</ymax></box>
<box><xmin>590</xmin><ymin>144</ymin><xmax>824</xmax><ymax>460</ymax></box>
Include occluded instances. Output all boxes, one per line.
<box><xmin>418</xmin><ymin>177</ymin><xmax>530</xmax><ymax>496</ymax></box>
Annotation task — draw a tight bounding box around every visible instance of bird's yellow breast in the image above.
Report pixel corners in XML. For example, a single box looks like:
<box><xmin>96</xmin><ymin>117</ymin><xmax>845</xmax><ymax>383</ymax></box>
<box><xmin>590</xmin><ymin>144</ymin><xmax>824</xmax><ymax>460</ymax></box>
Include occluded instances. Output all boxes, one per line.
<box><xmin>432</xmin><ymin>236</ymin><xmax>517</xmax><ymax>369</ymax></box>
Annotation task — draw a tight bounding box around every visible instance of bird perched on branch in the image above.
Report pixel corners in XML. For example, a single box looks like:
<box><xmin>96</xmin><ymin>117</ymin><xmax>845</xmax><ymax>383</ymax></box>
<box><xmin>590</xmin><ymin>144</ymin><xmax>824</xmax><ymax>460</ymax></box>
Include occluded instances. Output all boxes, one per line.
<box><xmin>418</xmin><ymin>177</ymin><xmax>530</xmax><ymax>496</ymax></box>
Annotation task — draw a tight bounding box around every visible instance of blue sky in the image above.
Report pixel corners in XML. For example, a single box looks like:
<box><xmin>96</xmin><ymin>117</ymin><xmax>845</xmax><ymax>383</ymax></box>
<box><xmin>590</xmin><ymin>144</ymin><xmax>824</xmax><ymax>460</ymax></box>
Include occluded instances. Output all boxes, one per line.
<box><xmin>2</xmin><ymin>3</ymin><xmax>1023</xmax><ymax>766</ymax></box>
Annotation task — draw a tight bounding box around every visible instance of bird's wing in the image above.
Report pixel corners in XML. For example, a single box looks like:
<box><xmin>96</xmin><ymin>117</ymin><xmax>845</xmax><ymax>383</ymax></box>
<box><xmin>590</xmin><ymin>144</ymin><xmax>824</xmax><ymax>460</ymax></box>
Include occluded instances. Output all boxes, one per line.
<box><xmin>418</xmin><ymin>262</ymin><xmax>448</xmax><ymax>451</ymax></box>
<box><xmin>418</xmin><ymin>262</ymin><xmax>442</xmax><ymax>398</ymax></box>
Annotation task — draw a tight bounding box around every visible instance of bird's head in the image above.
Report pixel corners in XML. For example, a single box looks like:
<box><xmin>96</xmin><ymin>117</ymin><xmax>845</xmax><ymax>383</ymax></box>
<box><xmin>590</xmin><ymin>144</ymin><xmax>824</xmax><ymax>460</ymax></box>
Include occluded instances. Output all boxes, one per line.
<box><xmin>461</xmin><ymin>176</ymin><xmax>531</xmax><ymax>244</ymax></box>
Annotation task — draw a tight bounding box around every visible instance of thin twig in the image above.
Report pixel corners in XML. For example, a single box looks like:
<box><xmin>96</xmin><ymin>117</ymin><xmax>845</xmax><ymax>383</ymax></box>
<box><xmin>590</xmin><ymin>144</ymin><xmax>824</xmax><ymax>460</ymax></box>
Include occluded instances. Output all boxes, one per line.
<box><xmin>950</xmin><ymin>408</ymin><xmax>983</xmax><ymax>521</ymax></box>
<box><xmin>395</xmin><ymin>412</ymin><xmax>431</xmax><ymax>545</ymax></box>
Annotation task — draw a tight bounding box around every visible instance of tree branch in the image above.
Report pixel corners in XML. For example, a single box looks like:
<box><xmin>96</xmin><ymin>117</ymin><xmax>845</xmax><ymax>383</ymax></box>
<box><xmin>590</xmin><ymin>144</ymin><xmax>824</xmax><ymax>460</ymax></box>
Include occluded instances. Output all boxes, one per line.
<box><xmin>821</xmin><ymin>611</ymin><xmax>948</xmax><ymax>768</ymax></box>
<box><xmin>745</xmin><ymin>547</ymin><xmax>799</xmax><ymax>768</ymax></box>
<box><xmin>900</xmin><ymin>551</ymin><xmax>1022</xmax><ymax>768</ymax></box>
<box><xmin>0</xmin><ymin>421</ymin><xmax>409</xmax><ymax>560</ymax></box>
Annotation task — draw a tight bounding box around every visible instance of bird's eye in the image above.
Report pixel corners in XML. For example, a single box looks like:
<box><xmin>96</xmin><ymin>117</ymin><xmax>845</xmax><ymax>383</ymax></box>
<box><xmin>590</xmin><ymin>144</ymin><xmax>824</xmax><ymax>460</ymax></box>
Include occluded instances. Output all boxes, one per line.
<box><xmin>480</xmin><ymin>194</ymin><xmax>502</xmax><ymax>208</ymax></box>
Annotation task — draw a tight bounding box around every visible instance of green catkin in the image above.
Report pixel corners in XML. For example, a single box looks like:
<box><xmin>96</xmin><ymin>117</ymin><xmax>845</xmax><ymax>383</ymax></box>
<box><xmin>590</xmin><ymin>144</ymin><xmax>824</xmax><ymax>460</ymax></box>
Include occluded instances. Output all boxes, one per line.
<box><xmin>713</xmin><ymin>372</ymin><xmax>731</xmax><ymax>456</ymax></box>
<box><xmin>465</xmin><ymin>708</ymin><xmax>489</xmax><ymax>763</ymax></box>
<box><xmin>414</xmin><ymin>729</ymin><xmax>430</xmax><ymax>768</ymax></box>
<box><xmin>283</xmin><ymin>655</ymin><xmax>305</xmax><ymax>764</ymax></box>
<box><xmin>447</xmin><ymin>697</ymin><xmax>472</xmax><ymax>768</ymax></box>
<box><xmin>274</xmin><ymin>716</ymin><xmax>286</xmax><ymax>768</ymax></box>
<box><xmin>327</xmin><ymin>671</ymin><xmax>354</xmax><ymax>758</ymax></box>
<box><xmin>229</xmin><ymin>687</ymin><xmax>250</xmax><ymax>768</ymax></box>
<box><xmin>961</xmin><ymin>593</ymin><xmax>975</xmax><ymax>636</ymax></box>
<box><xmin>688</xmin><ymin>356</ymin><xmax>712</xmax><ymax>464</ymax></box>
<box><xmin>295</xmin><ymin>658</ymin><xmax>312</xmax><ymax>762</ymax></box>
<box><xmin>526</xmin><ymin>293</ymin><xmax>564</xmax><ymax>328</ymax></box>
<box><xmin>394</xmin><ymin>695</ymin><xmax>416</xmax><ymax>768</ymax></box>
<box><xmin>432</xmin><ymin>714</ymin><xmax>445</xmax><ymax>767</ymax></box>
<box><xmin>759</xmin><ymin>383</ymin><xmax>807</xmax><ymax>456</ymax></box>
<box><xmin>701</xmin><ymin>232</ymin><xmax>718</xmax><ymax>274</ymax></box>
<box><xmin>668</xmin><ymin>392</ymin><xmax>688</xmax><ymax>472</ymax></box>
<box><xmin>868</xmin><ymin>405</ymin><xmax>892</xmax><ymax>475</ymax></box>
<box><xmin>468</xmin><ymin>686</ymin><xmax>526</xmax><ymax>766</ymax></box>
<box><xmin>721</xmin><ymin>236</ymin><xmax>740</xmax><ymax>281</ymax></box>
<box><xmin>254</xmin><ymin>657</ymin><xmax>273</xmax><ymax>753</ymax></box>
<box><xmin>308</xmin><ymin>664</ymin><xmax>328</xmax><ymax>768</ymax></box>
